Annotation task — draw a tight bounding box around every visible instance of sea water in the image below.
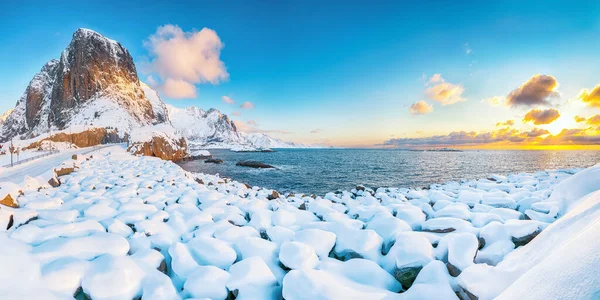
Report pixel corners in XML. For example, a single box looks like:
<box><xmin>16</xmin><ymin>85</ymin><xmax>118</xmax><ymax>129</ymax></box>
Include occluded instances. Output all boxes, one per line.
<box><xmin>178</xmin><ymin>149</ymin><xmax>600</xmax><ymax>196</ymax></box>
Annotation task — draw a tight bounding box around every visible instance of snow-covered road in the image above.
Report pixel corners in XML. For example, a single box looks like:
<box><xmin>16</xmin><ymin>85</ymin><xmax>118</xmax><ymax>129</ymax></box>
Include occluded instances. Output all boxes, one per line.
<box><xmin>0</xmin><ymin>144</ymin><xmax>117</xmax><ymax>184</ymax></box>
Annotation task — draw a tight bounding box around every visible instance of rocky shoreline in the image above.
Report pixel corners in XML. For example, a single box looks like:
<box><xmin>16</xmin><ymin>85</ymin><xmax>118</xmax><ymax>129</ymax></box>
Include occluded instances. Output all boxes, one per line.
<box><xmin>0</xmin><ymin>145</ymin><xmax>597</xmax><ymax>299</ymax></box>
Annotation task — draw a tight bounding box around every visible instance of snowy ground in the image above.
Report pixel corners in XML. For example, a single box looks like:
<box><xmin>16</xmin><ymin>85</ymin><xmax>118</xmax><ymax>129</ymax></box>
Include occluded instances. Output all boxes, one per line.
<box><xmin>0</xmin><ymin>145</ymin><xmax>111</xmax><ymax>184</ymax></box>
<box><xmin>0</xmin><ymin>146</ymin><xmax>598</xmax><ymax>299</ymax></box>
<box><xmin>0</xmin><ymin>149</ymin><xmax>56</xmax><ymax>167</ymax></box>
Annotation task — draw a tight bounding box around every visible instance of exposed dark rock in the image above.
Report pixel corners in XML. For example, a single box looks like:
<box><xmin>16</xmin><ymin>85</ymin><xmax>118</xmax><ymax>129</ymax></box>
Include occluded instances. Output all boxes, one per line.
<box><xmin>205</xmin><ymin>158</ymin><xmax>223</xmax><ymax>164</ymax></box>
<box><xmin>72</xmin><ymin>154</ymin><xmax>78</xmax><ymax>160</ymax></box>
<box><xmin>512</xmin><ymin>228</ymin><xmax>541</xmax><ymax>247</ymax></box>
<box><xmin>394</xmin><ymin>266</ymin><xmax>423</xmax><ymax>290</ymax></box>
<box><xmin>422</xmin><ymin>227</ymin><xmax>456</xmax><ymax>233</ymax></box>
<box><xmin>260</xmin><ymin>230</ymin><xmax>269</xmax><ymax>240</ymax></box>
<box><xmin>457</xmin><ymin>285</ymin><xmax>479</xmax><ymax>300</ymax></box>
<box><xmin>447</xmin><ymin>262</ymin><xmax>462</xmax><ymax>277</ymax></box>
<box><xmin>478</xmin><ymin>236</ymin><xmax>486</xmax><ymax>250</ymax></box>
<box><xmin>6</xmin><ymin>215</ymin><xmax>14</xmax><ymax>230</ymax></box>
<box><xmin>236</xmin><ymin>161</ymin><xmax>275</xmax><ymax>169</ymax></box>
<box><xmin>333</xmin><ymin>250</ymin><xmax>363</xmax><ymax>261</ymax></box>
<box><xmin>267</xmin><ymin>190</ymin><xmax>280</xmax><ymax>200</ymax></box>
<box><xmin>158</xmin><ymin>260</ymin><xmax>167</xmax><ymax>274</ymax></box>
<box><xmin>48</xmin><ymin>177</ymin><xmax>61</xmax><ymax>187</ymax></box>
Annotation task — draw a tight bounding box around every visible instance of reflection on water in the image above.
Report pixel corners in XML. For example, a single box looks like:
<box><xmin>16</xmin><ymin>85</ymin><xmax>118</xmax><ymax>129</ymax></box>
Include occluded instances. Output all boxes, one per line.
<box><xmin>178</xmin><ymin>149</ymin><xmax>600</xmax><ymax>196</ymax></box>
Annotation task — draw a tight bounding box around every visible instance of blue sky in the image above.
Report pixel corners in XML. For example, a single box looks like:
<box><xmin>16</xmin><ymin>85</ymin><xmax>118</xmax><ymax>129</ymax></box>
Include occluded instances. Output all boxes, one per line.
<box><xmin>1</xmin><ymin>0</ymin><xmax>600</xmax><ymax>147</ymax></box>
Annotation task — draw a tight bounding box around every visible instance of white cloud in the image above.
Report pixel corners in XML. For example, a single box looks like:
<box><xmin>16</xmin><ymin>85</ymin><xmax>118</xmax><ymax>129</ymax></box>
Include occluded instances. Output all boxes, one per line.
<box><xmin>222</xmin><ymin>96</ymin><xmax>235</xmax><ymax>104</ymax></box>
<box><xmin>240</xmin><ymin>101</ymin><xmax>255</xmax><ymax>109</ymax></box>
<box><xmin>231</xmin><ymin>111</ymin><xmax>241</xmax><ymax>116</ymax></box>
<box><xmin>144</xmin><ymin>24</ymin><xmax>228</xmax><ymax>99</ymax></box>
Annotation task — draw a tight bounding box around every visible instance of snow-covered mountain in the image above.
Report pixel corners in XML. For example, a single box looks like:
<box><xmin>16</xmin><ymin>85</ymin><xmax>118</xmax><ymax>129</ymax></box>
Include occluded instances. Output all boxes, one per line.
<box><xmin>242</xmin><ymin>132</ymin><xmax>315</xmax><ymax>148</ymax></box>
<box><xmin>0</xmin><ymin>28</ymin><xmax>314</xmax><ymax>150</ymax></box>
<box><xmin>166</xmin><ymin>104</ymin><xmax>248</xmax><ymax>149</ymax></box>
<box><xmin>0</xmin><ymin>28</ymin><xmax>166</xmax><ymax>142</ymax></box>
<box><xmin>166</xmin><ymin>104</ymin><xmax>311</xmax><ymax>149</ymax></box>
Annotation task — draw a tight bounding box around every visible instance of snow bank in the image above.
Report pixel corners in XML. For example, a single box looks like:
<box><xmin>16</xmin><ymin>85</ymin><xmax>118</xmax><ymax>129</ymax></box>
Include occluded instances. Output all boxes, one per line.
<box><xmin>0</xmin><ymin>146</ymin><xmax>597</xmax><ymax>299</ymax></box>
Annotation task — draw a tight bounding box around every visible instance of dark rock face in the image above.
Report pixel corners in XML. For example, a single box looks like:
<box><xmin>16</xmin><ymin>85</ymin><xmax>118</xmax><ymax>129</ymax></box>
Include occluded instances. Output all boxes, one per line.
<box><xmin>0</xmin><ymin>29</ymin><xmax>166</xmax><ymax>142</ymax></box>
<box><xmin>26</xmin><ymin>60</ymin><xmax>59</xmax><ymax>129</ymax></box>
<box><xmin>50</xmin><ymin>29</ymin><xmax>154</xmax><ymax>128</ymax></box>
<box><xmin>236</xmin><ymin>161</ymin><xmax>275</xmax><ymax>169</ymax></box>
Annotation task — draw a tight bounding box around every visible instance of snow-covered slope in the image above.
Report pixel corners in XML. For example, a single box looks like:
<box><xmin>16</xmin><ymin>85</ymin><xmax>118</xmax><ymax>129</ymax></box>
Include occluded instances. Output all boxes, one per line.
<box><xmin>166</xmin><ymin>104</ymin><xmax>249</xmax><ymax>149</ymax></box>
<box><xmin>242</xmin><ymin>132</ymin><xmax>316</xmax><ymax>149</ymax></box>
<box><xmin>166</xmin><ymin>104</ymin><xmax>312</xmax><ymax>149</ymax></box>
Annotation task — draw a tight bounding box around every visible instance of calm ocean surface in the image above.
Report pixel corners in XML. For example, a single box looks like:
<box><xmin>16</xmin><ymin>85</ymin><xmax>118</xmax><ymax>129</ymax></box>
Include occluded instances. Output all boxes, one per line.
<box><xmin>177</xmin><ymin>149</ymin><xmax>600</xmax><ymax>196</ymax></box>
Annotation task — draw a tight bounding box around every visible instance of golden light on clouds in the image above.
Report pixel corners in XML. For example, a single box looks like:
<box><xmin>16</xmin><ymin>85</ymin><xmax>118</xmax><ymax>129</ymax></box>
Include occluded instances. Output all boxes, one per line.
<box><xmin>425</xmin><ymin>74</ymin><xmax>466</xmax><ymax>105</ymax></box>
<box><xmin>506</xmin><ymin>74</ymin><xmax>559</xmax><ymax>107</ymax></box>
<box><xmin>523</xmin><ymin>108</ymin><xmax>560</xmax><ymax>125</ymax></box>
<box><xmin>483</xmin><ymin>96</ymin><xmax>505</xmax><ymax>106</ymax></box>
<box><xmin>409</xmin><ymin>101</ymin><xmax>433</xmax><ymax>115</ymax></box>
<box><xmin>578</xmin><ymin>85</ymin><xmax>600</xmax><ymax>108</ymax></box>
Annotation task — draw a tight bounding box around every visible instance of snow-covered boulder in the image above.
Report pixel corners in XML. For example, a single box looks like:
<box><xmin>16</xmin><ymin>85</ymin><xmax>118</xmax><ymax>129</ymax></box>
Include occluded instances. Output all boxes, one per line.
<box><xmin>279</xmin><ymin>241</ymin><xmax>319</xmax><ymax>270</ymax></box>
<box><xmin>183</xmin><ymin>266</ymin><xmax>231</xmax><ymax>299</ymax></box>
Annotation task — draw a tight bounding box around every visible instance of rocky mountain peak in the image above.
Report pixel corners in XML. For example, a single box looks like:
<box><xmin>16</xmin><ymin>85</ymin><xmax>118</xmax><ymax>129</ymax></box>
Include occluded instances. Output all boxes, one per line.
<box><xmin>0</xmin><ymin>28</ymin><xmax>167</xmax><ymax>142</ymax></box>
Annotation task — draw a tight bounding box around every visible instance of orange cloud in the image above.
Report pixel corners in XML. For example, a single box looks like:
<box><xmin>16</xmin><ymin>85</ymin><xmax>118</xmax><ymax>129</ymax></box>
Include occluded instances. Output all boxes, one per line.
<box><xmin>425</xmin><ymin>74</ymin><xmax>466</xmax><ymax>105</ymax></box>
<box><xmin>586</xmin><ymin>114</ymin><xmax>600</xmax><ymax>125</ymax></box>
<box><xmin>523</xmin><ymin>108</ymin><xmax>560</xmax><ymax>125</ymax></box>
<box><xmin>578</xmin><ymin>84</ymin><xmax>600</xmax><ymax>108</ymax></box>
<box><xmin>409</xmin><ymin>101</ymin><xmax>433</xmax><ymax>115</ymax></box>
<box><xmin>574</xmin><ymin>115</ymin><xmax>586</xmax><ymax>123</ymax></box>
<box><xmin>382</xmin><ymin>127</ymin><xmax>553</xmax><ymax>147</ymax></box>
<box><xmin>578</xmin><ymin>84</ymin><xmax>600</xmax><ymax>107</ymax></box>
<box><xmin>506</xmin><ymin>74</ymin><xmax>559</xmax><ymax>107</ymax></box>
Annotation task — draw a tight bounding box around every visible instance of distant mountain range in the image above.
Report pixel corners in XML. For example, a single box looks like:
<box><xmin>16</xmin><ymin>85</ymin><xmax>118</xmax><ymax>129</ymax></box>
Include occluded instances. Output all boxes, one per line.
<box><xmin>0</xmin><ymin>28</ymin><xmax>313</xmax><ymax>149</ymax></box>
